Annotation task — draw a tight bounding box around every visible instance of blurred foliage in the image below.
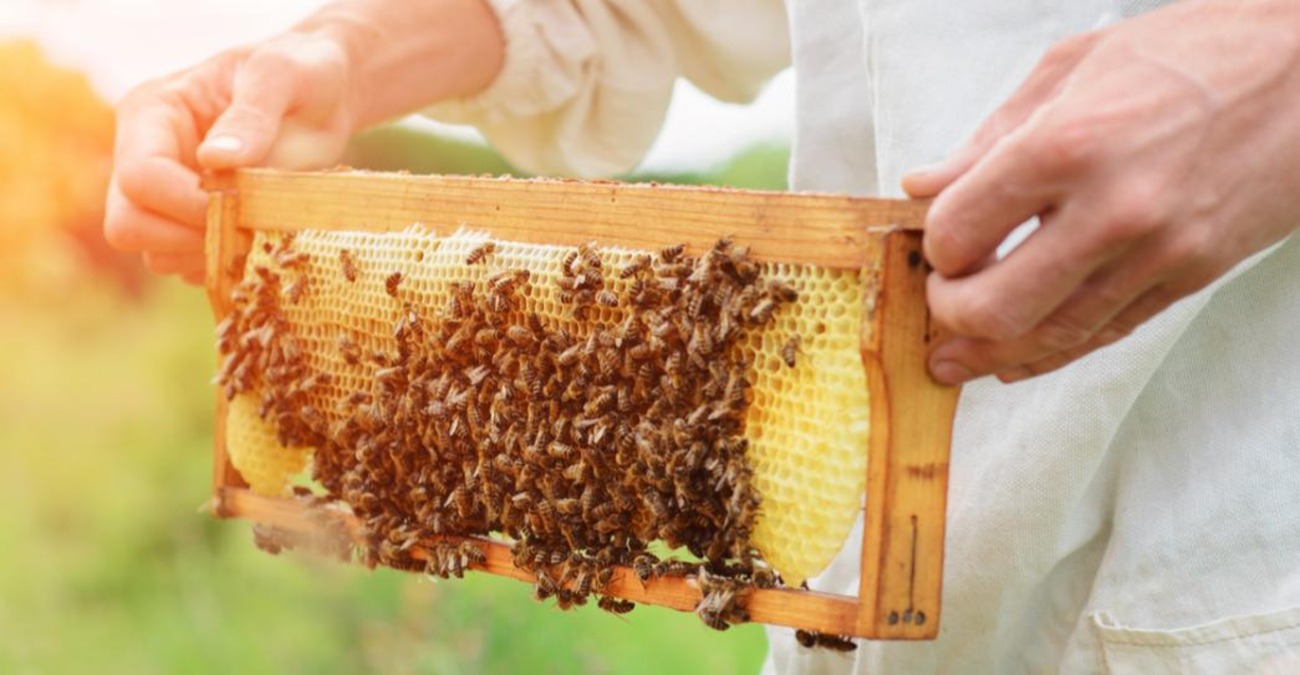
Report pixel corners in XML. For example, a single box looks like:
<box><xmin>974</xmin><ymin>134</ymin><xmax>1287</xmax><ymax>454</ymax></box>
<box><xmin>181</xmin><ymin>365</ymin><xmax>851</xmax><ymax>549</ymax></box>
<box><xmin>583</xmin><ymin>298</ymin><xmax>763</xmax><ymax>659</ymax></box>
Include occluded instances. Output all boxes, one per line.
<box><xmin>0</xmin><ymin>40</ymin><xmax>145</xmax><ymax>299</ymax></box>
<box><xmin>345</xmin><ymin>124</ymin><xmax>789</xmax><ymax>192</ymax></box>
<box><xmin>1</xmin><ymin>44</ymin><xmax>789</xmax><ymax>675</ymax></box>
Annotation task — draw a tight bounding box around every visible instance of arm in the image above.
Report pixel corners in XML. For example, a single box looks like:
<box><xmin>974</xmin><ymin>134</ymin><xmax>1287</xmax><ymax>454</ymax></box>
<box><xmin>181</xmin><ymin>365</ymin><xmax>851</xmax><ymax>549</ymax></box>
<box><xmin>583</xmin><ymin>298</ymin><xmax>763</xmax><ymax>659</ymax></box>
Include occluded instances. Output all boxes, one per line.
<box><xmin>104</xmin><ymin>0</ymin><xmax>504</xmax><ymax>283</ymax></box>
<box><xmin>903</xmin><ymin>0</ymin><xmax>1300</xmax><ymax>384</ymax></box>
<box><xmin>106</xmin><ymin>0</ymin><xmax>789</xmax><ymax>285</ymax></box>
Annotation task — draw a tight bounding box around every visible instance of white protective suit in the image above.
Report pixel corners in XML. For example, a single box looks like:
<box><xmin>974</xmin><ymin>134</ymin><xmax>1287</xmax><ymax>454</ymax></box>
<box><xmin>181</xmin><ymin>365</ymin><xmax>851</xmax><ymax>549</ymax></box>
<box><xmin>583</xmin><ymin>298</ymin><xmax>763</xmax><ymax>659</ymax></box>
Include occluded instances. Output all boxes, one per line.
<box><xmin>429</xmin><ymin>1</ymin><xmax>1300</xmax><ymax>673</ymax></box>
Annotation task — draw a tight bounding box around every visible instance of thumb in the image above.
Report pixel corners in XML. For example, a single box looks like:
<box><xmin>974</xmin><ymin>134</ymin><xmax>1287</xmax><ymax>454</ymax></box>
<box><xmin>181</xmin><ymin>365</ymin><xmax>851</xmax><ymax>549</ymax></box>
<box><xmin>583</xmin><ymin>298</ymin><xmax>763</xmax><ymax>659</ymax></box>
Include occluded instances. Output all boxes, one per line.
<box><xmin>902</xmin><ymin>30</ymin><xmax>1102</xmax><ymax>199</ymax></box>
<box><xmin>197</xmin><ymin>57</ymin><xmax>294</xmax><ymax>170</ymax></box>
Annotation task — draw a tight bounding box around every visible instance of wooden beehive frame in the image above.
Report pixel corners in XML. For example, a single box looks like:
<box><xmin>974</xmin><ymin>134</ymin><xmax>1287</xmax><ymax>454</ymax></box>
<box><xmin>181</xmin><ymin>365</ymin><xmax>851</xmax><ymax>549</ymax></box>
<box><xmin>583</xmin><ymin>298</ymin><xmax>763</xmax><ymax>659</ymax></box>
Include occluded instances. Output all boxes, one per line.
<box><xmin>203</xmin><ymin>169</ymin><xmax>960</xmax><ymax>640</ymax></box>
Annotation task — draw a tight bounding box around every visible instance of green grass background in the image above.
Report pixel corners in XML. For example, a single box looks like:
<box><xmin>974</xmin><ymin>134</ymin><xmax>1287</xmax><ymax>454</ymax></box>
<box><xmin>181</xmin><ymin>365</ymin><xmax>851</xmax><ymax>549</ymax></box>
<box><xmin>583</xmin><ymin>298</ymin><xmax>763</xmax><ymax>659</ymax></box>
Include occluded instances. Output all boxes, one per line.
<box><xmin>0</xmin><ymin>127</ymin><xmax>789</xmax><ymax>675</ymax></box>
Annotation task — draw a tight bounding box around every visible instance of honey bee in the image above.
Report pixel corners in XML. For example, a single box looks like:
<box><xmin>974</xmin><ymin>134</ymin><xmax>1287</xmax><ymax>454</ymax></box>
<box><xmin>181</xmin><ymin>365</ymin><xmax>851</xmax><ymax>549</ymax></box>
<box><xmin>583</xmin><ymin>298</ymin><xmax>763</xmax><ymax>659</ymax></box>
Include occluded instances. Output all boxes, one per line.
<box><xmin>475</xmin><ymin>327</ymin><xmax>502</xmax><ymax>347</ymax></box>
<box><xmin>284</xmin><ymin>278</ymin><xmax>308</xmax><ymax>304</ymax></box>
<box><xmin>771</xmin><ymin>281</ymin><xmax>799</xmax><ymax>303</ymax></box>
<box><xmin>697</xmin><ymin>608</ymin><xmax>731</xmax><ymax>632</ymax></box>
<box><xmin>459</xmin><ymin>541</ymin><xmax>488</xmax><ymax>565</ymax></box>
<box><xmin>339</xmin><ymin>249</ymin><xmax>358</xmax><ymax>282</ymax></box>
<box><xmin>548</xmin><ymin>442</ymin><xmax>575</xmax><ymax>460</ymax></box>
<box><xmin>749</xmin><ymin>297</ymin><xmax>777</xmax><ymax>323</ymax></box>
<box><xmin>620</xmin><ymin>254</ymin><xmax>652</xmax><ymax>279</ymax></box>
<box><xmin>596</xmin><ymin>290</ymin><xmax>619</xmax><ymax>307</ymax></box>
<box><xmin>488</xmin><ymin>293</ymin><xmax>513</xmax><ymax>314</ymax></box>
<box><xmin>632</xmin><ymin>553</ymin><xmax>658</xmax><ymax>584</ymax></box>
<box><xmin>781</xmin><ymin>335</ymin><xmax>800</xmax><ymax>368</ymax></box>
<box><xmin>533</xmin><ymin>570</ymin><xmax>558</xmax><ymax>601</ymax></box>
<box><xmin>581</xmin><ymin>243</ymin><xmax>602</xmax><ymax>270</ymax></box>
<box><xmin>466</xmin><ymin>242</ymin><xmax>496</xmax><ymax>265</ymax></box>
<box><xmin>752</xmin><ymin>567</ymin><xmax>778</xmax><ymax>589</ymax></box>
<box><xmin>556</xmin><ymin>343</ymin><xmax>583</xmax><ymax>368</ymax></box>
<box><xmin>598</xmin><ymin>596</ymin><xmax>636</xmax><ymax>615</ymax></box>
<box><xmin>659</xmin><ymin>243</ymin><xmax>685</xmax><ymax>262</ymax></box>
<box><xmin>799</xmin><ymin>631</ymin><xmax>857</xmax><ymax>652</ymax></box>
<box><xmin>592</xmin><ymin>566</ymin><xmax>616</xmax><ymax>594</ymax></box>
<box><xmin>506</xmin><ymin>325</ymin><xmax>535</xmax><ymax>346</ymax></box>
<box><xmin>275</xmin><ymin>249</ymin><xmax>309</xmax><ymax>269</ymax></box>
<box><xmin>385</xmin><ymin>272</ymin><xmax>403</xmax><ymax>297</ymax></box>
<box><xmin>562</xmin><ymin>249</ymin><xmax>580</xmax><ymax>276</ymax></box>
<box><xmin>571</xmin><ymin>566</ymin><xmax>593</xmax><ymax>596</ymax></box>
<box><xmin>490</xmin><ymin>269</ymin><xmax>529</xmax><ymax>294</ymax></box>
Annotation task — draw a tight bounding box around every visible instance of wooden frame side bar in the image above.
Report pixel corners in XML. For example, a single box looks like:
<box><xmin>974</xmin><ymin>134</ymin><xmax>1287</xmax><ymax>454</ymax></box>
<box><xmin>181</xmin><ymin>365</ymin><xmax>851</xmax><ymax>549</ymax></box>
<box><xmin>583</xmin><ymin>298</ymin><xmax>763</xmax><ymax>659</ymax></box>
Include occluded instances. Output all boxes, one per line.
<box><xmin>206</xmin><ymin>187</ymin><xmax>249</xmax><ymax>500</ymax></box>
<box><xmin>212</xmin><ymin>169</ymin><xmax>930</xmax><ymax>269</ymax></box>
<box><xmin>857</xmin><ymin>230</ymin><xmax>960</xmax><ymax>639</ymax></box>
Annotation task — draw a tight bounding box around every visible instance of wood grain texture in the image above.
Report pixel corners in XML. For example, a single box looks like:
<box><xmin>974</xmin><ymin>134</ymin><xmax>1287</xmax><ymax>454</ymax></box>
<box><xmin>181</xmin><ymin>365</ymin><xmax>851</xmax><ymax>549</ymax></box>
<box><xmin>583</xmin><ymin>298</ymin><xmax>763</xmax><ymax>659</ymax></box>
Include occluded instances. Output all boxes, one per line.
<box><xmin>206</xmin><ymin>190</ymin><xmax>249</xmax><ymax>498</ymax></box>
<box><xmin>858</xmin><ymin>230</ymin><xmax>960</xmax><ymax>639</ymax></box>
<box><xmin>216</xmin><ymin>169</ymin><xmax>929</xmax><ymax>269</ymax></box>
<box><xmin>219</xmin><ymin>488</ymin><xmax>864</xmax><ymax>636</ymax></box>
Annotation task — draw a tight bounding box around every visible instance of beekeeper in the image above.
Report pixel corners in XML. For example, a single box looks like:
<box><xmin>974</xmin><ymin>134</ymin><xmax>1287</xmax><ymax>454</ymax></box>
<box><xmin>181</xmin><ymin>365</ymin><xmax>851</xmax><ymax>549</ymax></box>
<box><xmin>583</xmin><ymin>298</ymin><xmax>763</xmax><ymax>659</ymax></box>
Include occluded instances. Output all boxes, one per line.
<box><xmin>105</xmin><ymin>1</ymin><xmax>1300</xmax><ymax>672</ymax></box>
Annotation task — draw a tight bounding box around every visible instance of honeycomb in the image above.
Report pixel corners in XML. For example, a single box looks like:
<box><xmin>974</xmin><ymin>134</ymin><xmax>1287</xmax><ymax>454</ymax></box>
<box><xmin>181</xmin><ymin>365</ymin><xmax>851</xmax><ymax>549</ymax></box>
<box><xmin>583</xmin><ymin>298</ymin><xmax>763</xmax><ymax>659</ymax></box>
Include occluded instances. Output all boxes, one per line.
<box><xmin>224</xmin><ymin>226</ymin><xmax>868</xmax><ymax>585</ymax></box>
<box><xmin>225</xmin><ymin>393</ymin><xmax>311</xmax><ymax>496</ymax></box>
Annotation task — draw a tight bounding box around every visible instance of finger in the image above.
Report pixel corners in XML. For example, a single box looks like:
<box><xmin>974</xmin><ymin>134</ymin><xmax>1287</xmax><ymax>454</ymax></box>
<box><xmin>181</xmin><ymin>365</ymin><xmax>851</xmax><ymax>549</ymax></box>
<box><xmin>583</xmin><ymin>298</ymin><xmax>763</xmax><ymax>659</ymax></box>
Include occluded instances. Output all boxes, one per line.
<box><xmin>925</xmin><ymin>240</ymin><xmax>1164</xmax><ymax>380</ymax></box>
<box><xmin>104</xmin><ymin>182</ymin><xmax>207</xmax><ymax>254</ymax></box>
<box><xmin>902</xmin><ymin>30</ymin><xmax>1103</xmax><ymax>199</ymax></box>
<box><xmin>112</xmin><ymin>100</ymin><xmax>208</xmax><ymax>227</ymax></box>
<box><xmin>143</xmin><ymin>251</ymin><xmax>206</xmax><ymax>277</ymax></box>
<box><xmin>927</xmin><ymin>202</ymin><xmax>1127</xmax><ymax>344</ymax></box>
<box><xmin>922</xmin><ymin>85</ymin><xmax>1123</xmax><ymax>278</ymax></box>
<box><xmin>197</xmin><ymin>52</ymin><xmax>297</xmax><ymax>169</ymax></box>
<box><xmin>996</xmin><ymin>284</ymin><xmax>1184</xmax><ymax>382</ymax></box>
<box><xmin>181</xmin><ymin>269</ymin><xmax>206</xmax><ymax>286</ymax></box>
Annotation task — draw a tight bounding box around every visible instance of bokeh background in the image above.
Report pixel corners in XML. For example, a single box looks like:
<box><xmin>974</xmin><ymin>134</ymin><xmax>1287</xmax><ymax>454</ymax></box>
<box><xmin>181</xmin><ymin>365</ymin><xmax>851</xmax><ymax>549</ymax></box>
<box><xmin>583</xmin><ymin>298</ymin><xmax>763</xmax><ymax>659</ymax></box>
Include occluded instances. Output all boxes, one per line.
<box><xmin>0</xmin><ymin>2</ymin><xmax>792</xmax><ymax>673</ymax></box>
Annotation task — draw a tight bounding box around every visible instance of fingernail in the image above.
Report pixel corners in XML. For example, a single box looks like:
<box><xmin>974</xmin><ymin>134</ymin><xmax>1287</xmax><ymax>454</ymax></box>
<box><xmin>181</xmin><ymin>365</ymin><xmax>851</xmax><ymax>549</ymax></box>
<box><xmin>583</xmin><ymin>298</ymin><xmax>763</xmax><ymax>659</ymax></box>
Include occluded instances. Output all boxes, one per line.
<box><xmin>204</xmin><ymin>135</ymin><xmax>244</xmax><ymax>154</ymax></box>
<box><xmin>905</xmin><ymin>162</ymin><xmax>943</xmax><ymax>180</ymax></box>
<box><xmin>930</xmin><ymin>360</ymin><xmax>973</xmax><ymax>385</ymax></box>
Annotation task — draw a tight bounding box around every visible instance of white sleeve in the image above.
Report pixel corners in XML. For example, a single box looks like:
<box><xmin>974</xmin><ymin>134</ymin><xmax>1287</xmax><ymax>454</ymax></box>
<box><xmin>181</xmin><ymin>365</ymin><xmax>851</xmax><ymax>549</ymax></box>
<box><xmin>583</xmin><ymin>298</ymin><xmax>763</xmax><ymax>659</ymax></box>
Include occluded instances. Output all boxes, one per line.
<box><xmin>424</xmin><ymin>0</ymin><xmax>791</xmax><ymax>177</ymax></box>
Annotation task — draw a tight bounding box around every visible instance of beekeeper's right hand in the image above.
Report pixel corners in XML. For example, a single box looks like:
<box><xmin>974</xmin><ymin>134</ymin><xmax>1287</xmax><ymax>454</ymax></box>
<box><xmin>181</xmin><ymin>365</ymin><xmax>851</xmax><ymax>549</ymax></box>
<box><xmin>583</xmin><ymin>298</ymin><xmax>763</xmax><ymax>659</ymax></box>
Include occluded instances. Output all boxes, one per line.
<box><xmin>104</xmin><ymin>0</ymin><xmax>504</xmax><ymax>284</ymax></box>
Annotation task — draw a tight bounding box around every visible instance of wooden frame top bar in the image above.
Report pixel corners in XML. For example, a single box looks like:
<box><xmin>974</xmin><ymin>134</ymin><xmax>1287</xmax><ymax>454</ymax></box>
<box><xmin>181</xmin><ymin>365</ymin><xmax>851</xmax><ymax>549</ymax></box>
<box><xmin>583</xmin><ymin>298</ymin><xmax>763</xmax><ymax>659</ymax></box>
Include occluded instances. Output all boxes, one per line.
<box><xmin>206</xmin><ymin>169</ymin><xmax>930</xmax><ymax>269</ymax></box>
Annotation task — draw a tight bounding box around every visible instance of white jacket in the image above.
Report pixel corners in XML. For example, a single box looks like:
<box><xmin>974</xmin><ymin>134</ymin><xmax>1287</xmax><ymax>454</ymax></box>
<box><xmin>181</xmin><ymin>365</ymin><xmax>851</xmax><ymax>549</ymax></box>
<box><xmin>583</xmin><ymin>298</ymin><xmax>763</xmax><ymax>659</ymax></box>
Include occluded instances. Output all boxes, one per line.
<box><xmin>428</xmin><ymin>1</ymin><xmax>1300</xmax><ymax>673</ymax></box>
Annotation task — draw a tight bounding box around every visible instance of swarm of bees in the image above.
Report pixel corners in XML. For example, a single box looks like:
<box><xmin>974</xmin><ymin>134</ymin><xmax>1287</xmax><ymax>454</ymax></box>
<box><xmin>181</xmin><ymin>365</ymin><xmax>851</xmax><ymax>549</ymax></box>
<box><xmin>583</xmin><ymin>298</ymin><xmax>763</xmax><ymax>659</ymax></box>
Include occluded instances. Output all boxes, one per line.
<box><xmin>217</xmin><ymin>233</ymin><xmax>819</xmax><ymax>634</ymax></box>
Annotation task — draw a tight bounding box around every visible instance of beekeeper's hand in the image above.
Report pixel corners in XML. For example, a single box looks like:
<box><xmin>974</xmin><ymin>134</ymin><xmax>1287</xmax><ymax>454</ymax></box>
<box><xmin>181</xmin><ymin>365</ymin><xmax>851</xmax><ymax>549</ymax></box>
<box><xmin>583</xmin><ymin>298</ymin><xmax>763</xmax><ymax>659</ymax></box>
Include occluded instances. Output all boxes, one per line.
<box><xmin>904</xmin><ymin>0</ymin><xmax>1300</xmax><ymax>384</ymax></box>
<box><xmin>104</xmin><ymin>0</ymin><xmax>503</xmax><ymax>284</ymax></box>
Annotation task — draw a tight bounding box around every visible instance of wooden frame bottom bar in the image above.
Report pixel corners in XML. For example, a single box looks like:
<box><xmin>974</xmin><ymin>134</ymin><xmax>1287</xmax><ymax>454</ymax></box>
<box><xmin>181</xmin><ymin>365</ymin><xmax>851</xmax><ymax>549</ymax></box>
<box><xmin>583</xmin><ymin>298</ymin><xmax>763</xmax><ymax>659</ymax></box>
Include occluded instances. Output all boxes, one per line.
<box><xmin>219</xmin><ymin>487</ymin><xmax>863</xmax><ymax>636</ymax></box>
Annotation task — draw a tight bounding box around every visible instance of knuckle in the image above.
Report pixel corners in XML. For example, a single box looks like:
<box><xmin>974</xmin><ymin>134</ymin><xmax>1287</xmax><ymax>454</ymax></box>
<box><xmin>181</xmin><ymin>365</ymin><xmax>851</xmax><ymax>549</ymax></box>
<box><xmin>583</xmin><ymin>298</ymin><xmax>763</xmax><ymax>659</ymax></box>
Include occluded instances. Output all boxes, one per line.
<box><xmin>141</xmin><ymin>252</ymin><xmax>165</xmax><ymax>274</ymax></box>
<box><xmin>1160</xmin><ymin>227</ymin><xmax>1220</xmax><ymax>278</ymax></box>
<box><xmin>103</xmin><ymin>214</ymin><xmax>137</xmax><ymax>251</ymax></box>
<box><xmin>1095</xmin><ymin>323</ymin><xmax>1133</xmax><ymax>346</ymax></box>
<box><xmin>113</xmin><ymin>160</ymin><xmax>155</xmax><ymax>204</ymax></box>
<box><xmin>1099</xmin><ymin>183</ymin><xmax>1167</xmax><ymax>243</ymax></box>
<box><xmin>943</xmin><ymin>290</ymin><xmax>1029</xmax><ymax>341</ymax></box>
<box><xmin>1033</xmin><ymin>313</ymin><xmax>1092</xmax><ymax>351</ymax></box>
<box><xmin>247</xmin><ymin>45</ymin><xmax>301</xmax><ymax>75</ymax></box>
<box><xmin>103</xmin><ymin>209</ymin><xmax>138</xmax><ymax>252</ymax></box>
<box><xmin>1031</xmin><ymin>117</ymin><xmax>1102</xmax><ymax>175</ymax></box>
<box><xmin>923</xmin><ymin>213</ymin><xmax>971</xmax><ymax>276</ymax></box>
